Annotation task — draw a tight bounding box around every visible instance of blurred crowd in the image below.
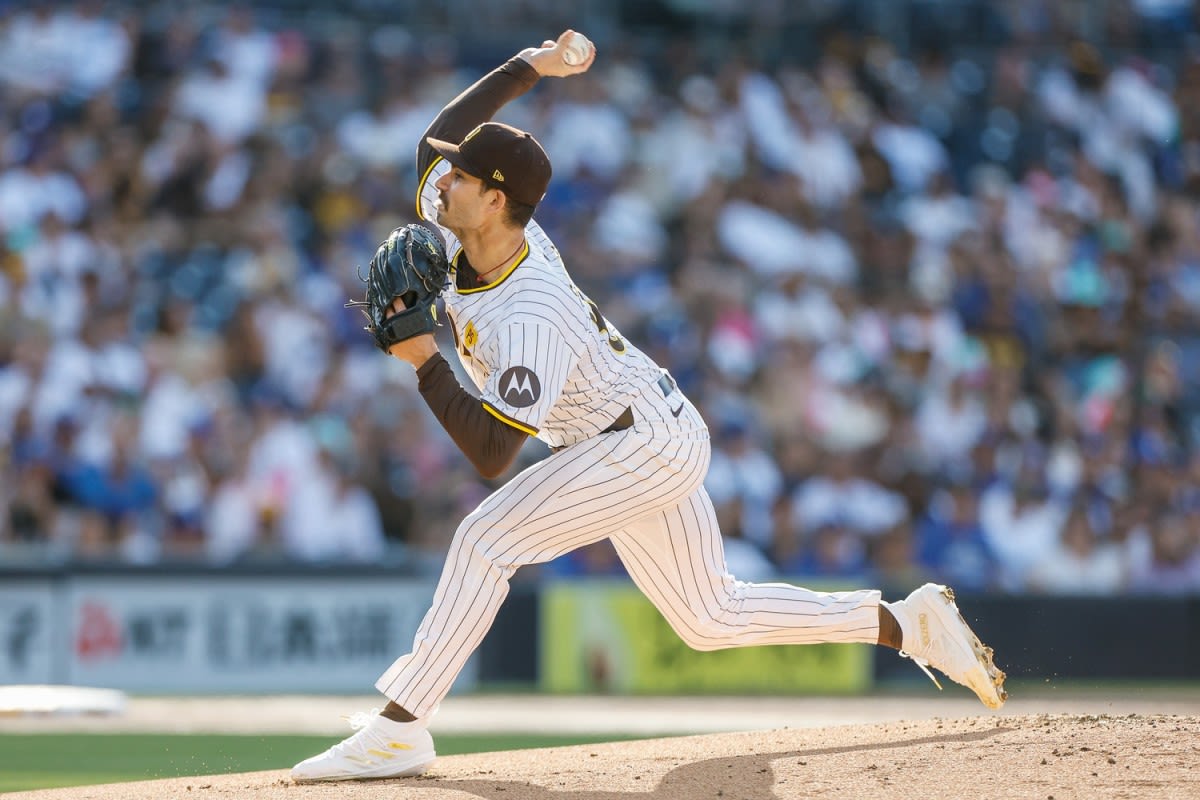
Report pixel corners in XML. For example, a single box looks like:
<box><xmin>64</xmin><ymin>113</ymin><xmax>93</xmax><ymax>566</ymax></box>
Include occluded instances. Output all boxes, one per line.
<box><xmin>1</xmin><ymin>0</ymin><xmax>1199</xmax><ymax>595</ymax></box>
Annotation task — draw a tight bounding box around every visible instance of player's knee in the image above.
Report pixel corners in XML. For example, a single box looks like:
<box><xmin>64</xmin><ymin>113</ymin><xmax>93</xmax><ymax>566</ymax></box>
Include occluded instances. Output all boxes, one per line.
<box><xmin>452</xmin><ymin>519</ymin><xmax>495</xmax><ymax>560</ymax></box>
<box><xmin>671</xmin><ymin>587</ymin><xmax>750</xmax><ymax>650</ymax></box>
<box><xmin>673</xmin><ymin>613</ymin><xmax>732</xmax><ymax>652</ymax></box>
<box><xmin>452</xmin><ymin>518</ymin><xmax>524</xmax><ymax>573</ymax></box>
<box><xmin>681</xmin><ymin>637</ymin><xmax>725</xmax><ymax>652</ymax></box>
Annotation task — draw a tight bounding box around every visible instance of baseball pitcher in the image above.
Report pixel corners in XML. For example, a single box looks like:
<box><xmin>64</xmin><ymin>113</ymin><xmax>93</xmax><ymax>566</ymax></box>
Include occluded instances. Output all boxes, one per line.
<box><xmin>292</xmin><ymin>30</ymin><xmax>1006</xmax><ymax>782</ymax></box>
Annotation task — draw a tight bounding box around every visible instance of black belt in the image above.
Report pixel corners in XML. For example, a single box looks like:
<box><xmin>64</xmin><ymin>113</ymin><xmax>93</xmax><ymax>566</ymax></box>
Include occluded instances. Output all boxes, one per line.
<box><xmin>601</xmin><ymin>374</ymin><xmax>675</xmax><ymax>434</ymax></box>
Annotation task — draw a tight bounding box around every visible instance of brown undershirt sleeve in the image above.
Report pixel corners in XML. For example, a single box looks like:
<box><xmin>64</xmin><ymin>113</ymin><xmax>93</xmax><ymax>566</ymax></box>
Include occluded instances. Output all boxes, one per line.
<box><xmin>415</xmin><ymin>353</ymin><xmax>529</xmax><ymax>479</ymax></box>
<box><xmin>416</xmin><ymin>57</ymin><xmax>541</xmax><ymax>182</ymax></box>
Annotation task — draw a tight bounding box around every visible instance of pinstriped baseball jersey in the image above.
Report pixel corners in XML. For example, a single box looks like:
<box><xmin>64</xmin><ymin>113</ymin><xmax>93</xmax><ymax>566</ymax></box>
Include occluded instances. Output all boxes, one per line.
<box><xmin>419</xmin><ymin>156</ymin><xmax>665</xmax><ymax>450</ymax></box>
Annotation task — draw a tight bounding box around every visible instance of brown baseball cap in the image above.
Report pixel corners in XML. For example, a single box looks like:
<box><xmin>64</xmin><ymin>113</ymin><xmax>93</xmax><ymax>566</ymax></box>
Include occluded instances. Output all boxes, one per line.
<box><xmin>427</xmin><ymin>122</ymin><xmax>552</xmax><ymax>207</ymax></box>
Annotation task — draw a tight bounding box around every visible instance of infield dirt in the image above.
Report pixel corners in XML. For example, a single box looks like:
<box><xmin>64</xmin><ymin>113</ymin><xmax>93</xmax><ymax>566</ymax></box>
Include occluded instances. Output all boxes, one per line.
<box><xmin>5</xmin><ymin>711</ymin><xmax>1198</xmax><ymax>800</ymax></box>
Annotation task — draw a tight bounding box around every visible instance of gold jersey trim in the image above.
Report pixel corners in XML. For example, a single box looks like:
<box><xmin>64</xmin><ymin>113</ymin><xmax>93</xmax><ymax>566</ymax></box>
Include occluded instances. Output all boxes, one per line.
<box><xmin>455</xmin><ymin>241</ymin><xmax>529</xmax><ymax>294</ymax></box>
<box><xmin>482</xmin><ymin>401</ymin><xmax>538</xmax><ymax>436</ymax></box>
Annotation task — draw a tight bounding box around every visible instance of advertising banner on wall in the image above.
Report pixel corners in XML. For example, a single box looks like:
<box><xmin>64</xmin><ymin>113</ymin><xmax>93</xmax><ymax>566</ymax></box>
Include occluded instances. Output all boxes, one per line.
<box><xmin>0</xmin><ymin>580</ymin><xmax>57</xmax><ymax>684</ymax></box>
<box><xmin>65</xmin><ymin>575</ymin><xmax>474</xmax><ymax>693</ymax></box>
<box><xmin>541</xmin><ymin>580</ymin><xmax>872</xmax><ymax>694</ymax></box>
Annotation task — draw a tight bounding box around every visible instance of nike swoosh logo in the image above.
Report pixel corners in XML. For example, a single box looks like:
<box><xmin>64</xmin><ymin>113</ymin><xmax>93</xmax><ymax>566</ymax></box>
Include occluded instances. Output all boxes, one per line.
<box><xmin>670</xmin><ymin>405</ymin><xmax>684</xmax><ymax>418</ymax></box>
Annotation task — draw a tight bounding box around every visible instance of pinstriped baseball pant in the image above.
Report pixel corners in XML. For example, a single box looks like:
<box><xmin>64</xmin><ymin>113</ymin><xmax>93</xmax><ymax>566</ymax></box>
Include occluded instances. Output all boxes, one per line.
<box><xmin>376</xmin><ymin>390</ymin><xmax>882</xmax><ymax>718</ymax></box>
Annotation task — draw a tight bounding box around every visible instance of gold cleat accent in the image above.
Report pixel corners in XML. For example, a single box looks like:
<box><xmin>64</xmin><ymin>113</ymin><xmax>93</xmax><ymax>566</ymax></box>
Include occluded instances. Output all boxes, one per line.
<box><xmin>944</xmin><ymin>587</ymin><xmax>1008</xmax><ymax>708</ymax></box>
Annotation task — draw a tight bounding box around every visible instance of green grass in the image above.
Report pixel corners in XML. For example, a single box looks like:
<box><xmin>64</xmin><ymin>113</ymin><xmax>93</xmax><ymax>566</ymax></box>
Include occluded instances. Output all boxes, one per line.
<box><xmin>0</xmin><ymin>733</ymin><xmax>639</xmax><ymax>793</ymax></box>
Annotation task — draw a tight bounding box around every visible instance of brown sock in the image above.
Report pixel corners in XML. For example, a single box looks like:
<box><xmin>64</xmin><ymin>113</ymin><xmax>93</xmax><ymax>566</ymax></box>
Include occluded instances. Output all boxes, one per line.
<box><xmin>877</xmin><ymin>605</ymin><xmax>903</xmax><ymax>650</ymax></box>
<box><xmin>380</xmin><ymin>701</ymin><xmax>417</xmax><ymax>723</ymax></box>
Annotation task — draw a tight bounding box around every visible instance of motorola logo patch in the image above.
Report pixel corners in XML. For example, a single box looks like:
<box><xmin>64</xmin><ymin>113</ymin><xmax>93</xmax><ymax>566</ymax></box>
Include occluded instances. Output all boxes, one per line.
<box><xmin>499</xmin><ymin>366</ymin><xmax>541</xmax><ymax>408</ymax></box>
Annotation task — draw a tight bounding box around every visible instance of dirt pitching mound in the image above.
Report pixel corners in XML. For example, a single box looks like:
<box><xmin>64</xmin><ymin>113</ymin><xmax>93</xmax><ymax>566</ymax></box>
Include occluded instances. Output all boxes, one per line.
<box><xmin>8</xmin><ymin>714</ymin><xmax>1198</xmax><ymax>800</ymax></box>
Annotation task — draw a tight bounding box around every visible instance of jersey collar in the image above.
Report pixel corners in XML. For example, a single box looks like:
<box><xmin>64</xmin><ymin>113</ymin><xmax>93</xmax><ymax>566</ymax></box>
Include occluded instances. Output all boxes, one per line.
<box><xmin>454</xmin><ymin>240</ymin><xmax>530</xmax><ymax>294</ymax></box>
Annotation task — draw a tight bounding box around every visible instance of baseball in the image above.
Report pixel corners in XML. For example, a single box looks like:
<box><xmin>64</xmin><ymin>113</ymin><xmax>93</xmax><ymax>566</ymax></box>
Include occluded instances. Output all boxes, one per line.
<box><xmin>562</xmin><ymin>31</ymin><xmax>591</xmax><ymax>66</ymax></box>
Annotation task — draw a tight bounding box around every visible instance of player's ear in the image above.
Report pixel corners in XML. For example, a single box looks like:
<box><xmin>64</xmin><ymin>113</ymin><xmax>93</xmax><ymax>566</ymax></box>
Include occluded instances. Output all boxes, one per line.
<box><xmin>485</xmin><ymin>185</ymin><xmax>508</xmax><ymax>216</ymax></box>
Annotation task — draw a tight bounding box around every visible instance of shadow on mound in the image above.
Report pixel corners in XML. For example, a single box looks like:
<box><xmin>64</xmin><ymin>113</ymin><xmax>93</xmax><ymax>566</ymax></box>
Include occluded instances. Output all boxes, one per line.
<box><xmin>404</xmin><ymin>727</ymin><xmax>1012</xmax><ymax>799</ymax></box>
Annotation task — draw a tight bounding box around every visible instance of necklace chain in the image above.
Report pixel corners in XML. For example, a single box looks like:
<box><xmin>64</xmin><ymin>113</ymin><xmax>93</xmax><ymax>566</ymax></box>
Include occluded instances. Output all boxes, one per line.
<box><xmin>476</xmin><ymin>238</ymin><xmax>525</xmax><ymax>284</ymax></box>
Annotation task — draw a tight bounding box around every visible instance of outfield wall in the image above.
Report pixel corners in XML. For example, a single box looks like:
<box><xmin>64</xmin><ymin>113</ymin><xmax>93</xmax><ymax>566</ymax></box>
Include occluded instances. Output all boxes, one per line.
<box><xmin>2</xmin><ymin>568</ymin><xmax>1197</xmax><ymax>692</ymax></box>
<box><xmin>0</xmin><ymin>568</ymin><xmax>478</xmax><ymax>693</ymax></box>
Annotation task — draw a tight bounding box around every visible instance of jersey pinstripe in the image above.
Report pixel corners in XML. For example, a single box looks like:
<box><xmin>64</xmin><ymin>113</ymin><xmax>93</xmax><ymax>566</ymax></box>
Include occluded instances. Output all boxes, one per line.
<box><xmin>418</xmin><ymin>156</ymin><xmax>664</xmax><ymax>450</ymax></box>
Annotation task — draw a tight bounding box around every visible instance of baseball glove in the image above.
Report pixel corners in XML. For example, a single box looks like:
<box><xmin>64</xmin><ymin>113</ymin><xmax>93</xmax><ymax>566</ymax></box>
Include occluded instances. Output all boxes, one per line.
<box><xmin>348</xmin><ymin>223</ymin><xmax>450</xmax><ymax>352</ymax></box>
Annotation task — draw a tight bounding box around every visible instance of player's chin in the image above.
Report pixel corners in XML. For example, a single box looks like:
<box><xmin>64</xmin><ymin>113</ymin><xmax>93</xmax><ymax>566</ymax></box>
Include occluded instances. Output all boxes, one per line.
<box><xmin>436</xmin><ymin>207</ymin><xmax>461</xmax><ymax>234</ymax></box>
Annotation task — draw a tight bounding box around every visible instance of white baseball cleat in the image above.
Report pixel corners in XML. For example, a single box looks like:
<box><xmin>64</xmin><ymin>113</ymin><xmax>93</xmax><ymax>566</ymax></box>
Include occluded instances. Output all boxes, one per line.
<box><xmin>885</xmin><ymin>583</ymin><xmax>1007</xmax><ymax>709</ymax></box>
<box><xmin>291</xmin><ymin>710</ymin><xmax>435</xmax><ymax>782</ymax></box>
